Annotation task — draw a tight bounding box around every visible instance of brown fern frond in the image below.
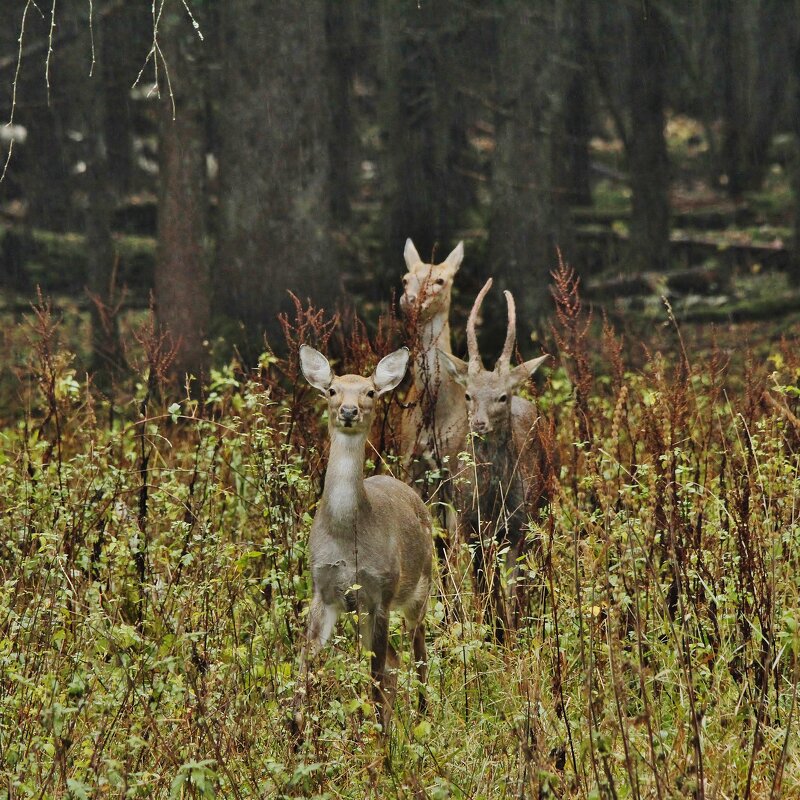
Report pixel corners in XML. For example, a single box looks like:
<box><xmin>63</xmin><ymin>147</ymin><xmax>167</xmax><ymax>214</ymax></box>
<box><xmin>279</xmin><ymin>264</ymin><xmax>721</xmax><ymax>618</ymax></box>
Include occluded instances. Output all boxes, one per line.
<box><xmin>131</xmin><ymin>299</ymin><xmax>181</xmax><ymax>393</ymax></box>
<box><xmin>601</xmin><ymin>312</ymin><xmax>625</xmax><ymax>390</ymax></box>
<box><xmin>549</xmin><ymin>250</ymin><xmax>593</xmax><ymax>440</ymax></box>
<box><xmin>278</xmin><ymin>292</ymin><xmax>340</xmax><ymax>384</ymax></box>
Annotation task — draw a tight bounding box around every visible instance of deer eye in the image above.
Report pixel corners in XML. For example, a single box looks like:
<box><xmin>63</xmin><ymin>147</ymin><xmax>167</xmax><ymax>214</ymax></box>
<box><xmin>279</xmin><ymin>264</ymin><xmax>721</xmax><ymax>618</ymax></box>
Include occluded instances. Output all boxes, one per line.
<box><xmin>328</xmin><ymin>387</ymin><xmax>337</xmax><ymax>397</ymax></box>
<box><xmin>402</xmin><ymin>277</ymin><xmax>409</xmax><ymax>286</ymax></box>
<box><xmin>498</xmin><ymin>394</ymin><xmax>508</xmax><ymax>403</ymax></box>
<box><xmin>434</xmin><ymin>278</ymin><xmax>445</xmax><ymax>286</ymax></box>
<box><xmin>366</xmin><ymin>390</ymin><xmax>375</xmax><ymax>398</ymax></box>
<box><xmin>464</xmin><ymin>392</ymin><xmax>472</xmax><ymax>402</ymax></box>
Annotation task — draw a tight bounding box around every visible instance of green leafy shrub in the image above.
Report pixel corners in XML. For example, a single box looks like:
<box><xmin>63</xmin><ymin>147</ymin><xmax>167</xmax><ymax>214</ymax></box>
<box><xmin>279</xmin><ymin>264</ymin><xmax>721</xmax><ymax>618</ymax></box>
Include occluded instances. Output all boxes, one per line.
<box><xmin>1</xmin><ymin>288</ymin><xmax>799</xmax><ymax>798</ymax></box>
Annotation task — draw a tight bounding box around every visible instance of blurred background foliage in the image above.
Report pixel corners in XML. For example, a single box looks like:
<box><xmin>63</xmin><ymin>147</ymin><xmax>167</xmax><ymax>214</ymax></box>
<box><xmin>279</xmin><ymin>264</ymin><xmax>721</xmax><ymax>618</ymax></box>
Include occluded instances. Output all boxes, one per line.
<box><xmin>0</xmin><ymin>0</ymin><xmax>799</xmax><ymax>389</ymax></box>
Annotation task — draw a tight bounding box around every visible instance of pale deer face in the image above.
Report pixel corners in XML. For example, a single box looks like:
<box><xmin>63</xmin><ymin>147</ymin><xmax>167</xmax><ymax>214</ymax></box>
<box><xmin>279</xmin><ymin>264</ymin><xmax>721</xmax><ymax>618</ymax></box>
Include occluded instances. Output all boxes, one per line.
<box><xmin>300</xmin><ymin>346</ymin><xmax>410</xmax><ymax>435</ymax></box>
<box><xmin>321</xmin><ymin>375</ymin><xmax>378</xmax><ymax>433</ymax></box>
<box><xmin>400</xmin><ymin>239</ymin><xmax>463</xmax><ymax>322</ymax></box>
<box><xmin>438</xmin><ymin>279</ymin><xmax>549</xmax><ymax>439</ymax></box>
<box><xmin>461</xmin><ymin>372</ymin><xmax>514</xmax><ymax>436</ymax></box>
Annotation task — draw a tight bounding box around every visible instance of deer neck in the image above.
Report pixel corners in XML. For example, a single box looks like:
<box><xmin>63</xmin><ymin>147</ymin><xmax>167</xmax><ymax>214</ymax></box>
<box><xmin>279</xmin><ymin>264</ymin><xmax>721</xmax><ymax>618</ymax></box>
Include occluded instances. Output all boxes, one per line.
<box><xmin>473</xmin><ymin>402</ymin><xmax>514</xmax><ymax>451</ymax></box>
<box><xmin>475</xmin><ymin>425</ymin><xmax>513</xmax><ymax>457</ymax></box>
<box><xmin>415</xmin><ymin>311</ymin><xmax>452</xmax><ymax>391</ymax></box>
<box><xmin>321</xmin><ymin>429</ymin><xmax>368</xmax><ymax>530</ymax></box>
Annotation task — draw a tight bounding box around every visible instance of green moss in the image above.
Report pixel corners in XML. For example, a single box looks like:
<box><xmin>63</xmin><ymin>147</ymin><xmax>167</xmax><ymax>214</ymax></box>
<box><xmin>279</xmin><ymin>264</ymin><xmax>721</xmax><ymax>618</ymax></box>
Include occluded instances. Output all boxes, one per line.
<box><xmin>0</xmin><ymin>225</ymin><xmax>155</xmax><ymax>295</ymax></box>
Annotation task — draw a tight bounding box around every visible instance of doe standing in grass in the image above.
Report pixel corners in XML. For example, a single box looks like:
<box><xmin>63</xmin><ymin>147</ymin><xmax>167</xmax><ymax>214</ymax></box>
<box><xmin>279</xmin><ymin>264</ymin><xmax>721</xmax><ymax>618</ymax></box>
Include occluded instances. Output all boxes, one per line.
<box><xmin>293</xmin><ymin>345</ymin><xmax>433</xmax><ymax>733</ymax></box>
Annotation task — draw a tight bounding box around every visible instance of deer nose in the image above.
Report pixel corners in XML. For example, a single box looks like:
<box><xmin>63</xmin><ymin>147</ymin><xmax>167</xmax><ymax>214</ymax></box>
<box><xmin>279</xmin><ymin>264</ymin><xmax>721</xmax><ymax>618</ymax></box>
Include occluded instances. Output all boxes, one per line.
<box><xmin>472</xmin><ymin>418</ymin><xmax>489</xmax><ymax>434</ymax></box>
<box><xmin>340</xmin><ymin>405</ymin><xmax>358</xmax><ymax>421</ymax></box>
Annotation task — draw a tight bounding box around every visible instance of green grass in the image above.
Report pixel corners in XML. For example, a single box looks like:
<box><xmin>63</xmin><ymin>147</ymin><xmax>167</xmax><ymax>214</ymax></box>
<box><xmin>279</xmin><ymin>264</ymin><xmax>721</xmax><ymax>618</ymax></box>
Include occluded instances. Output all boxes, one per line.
<box><xmin>1</xmin><ymin>296</ymin><xmax>799</xmax><ymax>799</ymax></box>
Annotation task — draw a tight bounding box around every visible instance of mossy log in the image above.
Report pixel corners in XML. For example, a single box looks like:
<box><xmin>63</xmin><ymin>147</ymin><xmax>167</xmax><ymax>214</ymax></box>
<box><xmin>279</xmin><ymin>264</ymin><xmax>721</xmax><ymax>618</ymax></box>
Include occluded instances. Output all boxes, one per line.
<box><xmin>575</xmin><ymin>224</ymin><xmax>791</xmax><ymax>274</ymax></box>
<box><xmin>676</xmin><ymin>292</ymin><xmax>800</xmax><ymax>323</ymax></box>
<box><xmin>585</xmin><ymin>265</ymin><xmax>728</xmax><ymax>299</ymax></box>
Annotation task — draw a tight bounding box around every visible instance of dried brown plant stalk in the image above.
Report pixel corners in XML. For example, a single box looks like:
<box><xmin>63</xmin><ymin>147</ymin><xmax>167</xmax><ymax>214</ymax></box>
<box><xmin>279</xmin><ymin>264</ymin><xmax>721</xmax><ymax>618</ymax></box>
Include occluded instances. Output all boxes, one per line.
<box><xmin>550</xmin><ymin>250</ymin><xmax>593</xmax><ymax>441</ymax></box>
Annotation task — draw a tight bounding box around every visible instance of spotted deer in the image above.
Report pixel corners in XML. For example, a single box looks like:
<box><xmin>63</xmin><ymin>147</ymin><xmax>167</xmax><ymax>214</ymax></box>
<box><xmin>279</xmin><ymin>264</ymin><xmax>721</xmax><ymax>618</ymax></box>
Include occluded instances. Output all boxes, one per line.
<box><xmin>439</xmin><ymin>279</ymin><xmax>557</xmax><ymax>640</ymax></box>
<box><xmin>293</xmin><ymin>345</ymin><xmax>433</xmax><ymax>733</ymax></box>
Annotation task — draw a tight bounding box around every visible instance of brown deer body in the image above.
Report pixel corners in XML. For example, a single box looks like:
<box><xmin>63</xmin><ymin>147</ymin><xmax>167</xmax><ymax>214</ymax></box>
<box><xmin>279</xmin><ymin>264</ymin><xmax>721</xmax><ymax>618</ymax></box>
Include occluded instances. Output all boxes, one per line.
<box><xmin>440</xmin><ymin>280</ymin><xmax>557</xmax><ymax>640</ymax></box>
<box><xmin>398</xmin><ymin>239</ymin><xmax>469</xmax><ymax>494</ymax></box>
<box><xmin>294</xmin><ymin>346</ymin><xmax>433</xmax><ymax>732</ymax></box>
<box><xmin>398</xmin><ymin>240</ymin><xmax>469</xmax><ymax>612</ymax></box>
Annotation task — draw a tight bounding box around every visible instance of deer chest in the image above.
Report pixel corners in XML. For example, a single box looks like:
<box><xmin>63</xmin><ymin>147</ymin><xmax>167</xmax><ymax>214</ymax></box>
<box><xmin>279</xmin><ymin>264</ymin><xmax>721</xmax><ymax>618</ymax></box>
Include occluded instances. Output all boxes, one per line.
<box><xmin>311</xmin><ymin>550</ymin><xmax>391</xmax><ymax>612</ymax></box>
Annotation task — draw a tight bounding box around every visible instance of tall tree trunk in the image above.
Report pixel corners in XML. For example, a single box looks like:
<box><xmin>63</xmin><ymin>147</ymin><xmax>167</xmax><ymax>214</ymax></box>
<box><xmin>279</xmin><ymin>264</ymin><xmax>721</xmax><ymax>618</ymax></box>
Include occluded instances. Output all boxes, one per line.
<box><xmin>721</xmin><ymin>0</ymin><xmax>794</xmax><ymax>197</ymax></box>
<box><xmin>378</xmin><ymin>0</ymin><xmax>474</xmax><ymax>271</ymax></box>
<box><xmin>215</xmin><ymin>1</ymin><xmax>335</xmax><ymax>357</ymax></box>
<box><xmin>562</xmin><ymin>0</ymin><xmax>593</xmax><ymax>208</ymax></box>
<box><xmin>326</xmin><ymin>0</ymin><xmax>359</xmax><ymax>225</ymax></box>
<box><xmin>720</xmin><ymin>0</ymin><xmax>756</xmax><ymax>197</ymax></box>
<box><xmin>488</xmin><ymin>0</ymin><xmax>570</xmax><ymax>339</ymax></box>
<box><xmin>101</xmin><ymin>5</ymin><xmax>138</xmax><ymax>197</ymax></box>
<box><xmin>790</xmin><ymin>3</ymin><xmax>800</xmax><ymax>286</ymax></box>
<box><xmin>627</xmin><ymin>1</ymin><xmax>670</xmax><ymax>272</ymax></box>
<box><xmin>155</xmin><ymin>11</ymin><xmax>209</xmax><ymax>388</ymax></box>
<box><xmin>75</xmin><ymin>12</ymin><xmax>125</xmax><ymax>383</ymax></box>
<box><xmin>22</xmin><ymin>103</ymin><xmax>73</xmax><ymax>233</ymax></box>
<box><xmin>3</xmin><ymin>5</ymin><xmax>73</xmax><ymax>232</ymax></box>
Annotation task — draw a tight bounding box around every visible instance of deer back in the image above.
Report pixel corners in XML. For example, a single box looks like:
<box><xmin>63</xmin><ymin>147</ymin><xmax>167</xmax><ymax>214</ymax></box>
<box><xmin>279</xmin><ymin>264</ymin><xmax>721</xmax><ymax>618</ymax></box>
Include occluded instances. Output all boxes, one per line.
<box><xmin>510</xmin><ymin>396</ymin><xmax>559</xmax><ymax>513</ymax></box>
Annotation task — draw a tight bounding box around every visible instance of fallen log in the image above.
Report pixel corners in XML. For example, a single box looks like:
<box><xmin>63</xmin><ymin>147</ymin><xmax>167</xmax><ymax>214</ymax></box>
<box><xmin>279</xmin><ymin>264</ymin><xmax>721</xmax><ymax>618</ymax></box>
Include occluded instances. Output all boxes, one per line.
<box><xmin>585</xmin><ymin>265</ymin><xmax>726</xmax><ymax>299</ymax></box>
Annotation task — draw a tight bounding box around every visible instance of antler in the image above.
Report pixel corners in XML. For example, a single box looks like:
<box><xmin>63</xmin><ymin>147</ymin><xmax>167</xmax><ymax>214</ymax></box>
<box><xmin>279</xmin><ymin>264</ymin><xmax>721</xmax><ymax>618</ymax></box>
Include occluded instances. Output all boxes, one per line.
<box><xmin>467</xmin><ymin>278</ymin><xmax>493</xmax><ymax>374</ymax></box>
<box><xmin>496</xmin><ymin>290</ymin><xmax>516</xmax><ymax>372</ymax></box>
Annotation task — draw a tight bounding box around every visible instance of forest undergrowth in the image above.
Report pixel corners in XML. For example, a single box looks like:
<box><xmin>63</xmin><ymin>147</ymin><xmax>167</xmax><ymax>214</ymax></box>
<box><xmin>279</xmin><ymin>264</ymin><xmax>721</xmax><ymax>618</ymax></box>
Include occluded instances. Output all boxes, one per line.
<box><xmin>1</xmin><ymin>268</ymin><xmax>799</xmax><ymax>799</ymax></box>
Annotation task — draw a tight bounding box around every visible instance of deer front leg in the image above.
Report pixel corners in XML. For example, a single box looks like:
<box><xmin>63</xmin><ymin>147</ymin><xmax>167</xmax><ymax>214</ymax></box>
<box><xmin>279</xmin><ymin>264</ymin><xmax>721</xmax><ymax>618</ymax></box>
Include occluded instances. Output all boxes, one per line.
<box><xmin>292</xmin><ymin>595</ymin><xmax>337</xmax><ymax>736</ymax></box>
<box><xmin>490</xmin><ymin>559</ymin><xmax>510</xmax><ymax>645</ymax></box>
<box><xmin>467</xmin><ymin>520</ymin><xmax>493</xmax><ymax>618</ymax></box>
<box><xmin>434</xmin><ymin>495</ymin><xmax>464</xmax><ymax>624</ymax></box>
<box><xmin>364</xmin><ymin>608</ymin><xmax>396</xmax><ymax>731</ymax></box>
<box><xmin>505</xmin><ymin>528</ymin><xmax>529</xmax><ymax>630</ymax></box>
<box><xmin>469</xmin><ymin>521</ymin><xmax>510</xmax><ymax>644</ymax></box>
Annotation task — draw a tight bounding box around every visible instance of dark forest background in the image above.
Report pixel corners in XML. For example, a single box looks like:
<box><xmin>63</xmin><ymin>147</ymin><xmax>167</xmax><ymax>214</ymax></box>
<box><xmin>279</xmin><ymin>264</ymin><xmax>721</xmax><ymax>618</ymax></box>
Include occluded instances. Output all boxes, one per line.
<box><xmin>1</xmin><ymin>0</ymin><xmax>800</xmax><ymax>386</ymax></box>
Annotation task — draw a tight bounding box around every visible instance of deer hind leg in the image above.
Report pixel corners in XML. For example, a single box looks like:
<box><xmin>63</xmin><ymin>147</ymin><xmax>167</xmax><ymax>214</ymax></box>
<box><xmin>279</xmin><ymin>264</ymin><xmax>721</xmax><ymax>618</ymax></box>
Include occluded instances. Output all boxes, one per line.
<box><xmin>292</xmin><ymin>596</ymin><xmax>338</xmax><ymax>736</ymax></box>
<box><xmin>411</xmin><ymin>623</ymin><xmax>428</xmax><ymax>713</ymax></box>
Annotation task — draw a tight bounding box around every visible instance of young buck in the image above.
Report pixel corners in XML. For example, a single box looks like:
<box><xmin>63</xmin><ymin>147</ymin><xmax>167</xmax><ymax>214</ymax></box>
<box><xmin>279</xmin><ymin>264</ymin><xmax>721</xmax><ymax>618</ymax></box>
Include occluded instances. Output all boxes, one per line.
<box><xmin>439</xmin><ymin>279</ymin><xmax>557</xmax><ymax>640</ymax></box>
<box><xmin>293</xmin><ymin>345</ymin><xmax>433</xmax><ymax>732</ymax></box>
<box><xmin>398</xmin><ymin>238</ymin><xmax>469</xmax><ymax>491</ymax></box>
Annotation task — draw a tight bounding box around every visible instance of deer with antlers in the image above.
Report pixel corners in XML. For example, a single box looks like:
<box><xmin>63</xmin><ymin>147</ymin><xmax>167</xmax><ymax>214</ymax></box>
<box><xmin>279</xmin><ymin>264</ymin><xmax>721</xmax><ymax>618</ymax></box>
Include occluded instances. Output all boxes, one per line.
<box><xmin>439</xmin><ymin>279</ymin><xmax>557</xmax><ymax>640</ymax></box>
<box><xmin>292</xmin><ymin>345</ymin><xmax>433</xmax><ymax>733</ymax></box>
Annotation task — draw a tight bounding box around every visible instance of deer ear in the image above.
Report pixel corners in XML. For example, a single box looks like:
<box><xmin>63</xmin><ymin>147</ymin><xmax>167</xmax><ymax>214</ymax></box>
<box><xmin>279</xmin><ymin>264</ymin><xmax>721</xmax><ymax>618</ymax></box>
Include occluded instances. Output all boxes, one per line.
<box><xmin>299</xmin><ymin>345</ymin><xmax>333</xmax><ymax>391</ymax></box>
<box><xmin>404</xmin><ymin>238</ymin><xmax>422</xmax><ymax>269</ymax></box>
<box><xmin>509</xmin><ymin>354</ymin><xmax>549</xmax><ymax>390</ymax></box>
<box><xmin>438</xmin><ymin>349</ymin><xmax>469</xmax><ymax>386</ymax></box>
<box><xmin>442</xmin><ymin>241</ymin><xmax>464</xmax><ymax>274</ymax></box>
<box><xmin>373</xmin><ymin>347</ymin><xmax>410</xmax><ymax>395</ymax></box>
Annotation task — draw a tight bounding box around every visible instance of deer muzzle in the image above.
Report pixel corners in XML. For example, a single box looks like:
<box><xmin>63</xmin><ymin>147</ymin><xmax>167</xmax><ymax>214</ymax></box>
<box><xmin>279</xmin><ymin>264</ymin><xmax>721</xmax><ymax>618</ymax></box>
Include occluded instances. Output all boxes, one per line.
<box><xmin>339</xmin><ymin>405</ymin><xmax>359</xmax><ymax>425</ymax></box>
